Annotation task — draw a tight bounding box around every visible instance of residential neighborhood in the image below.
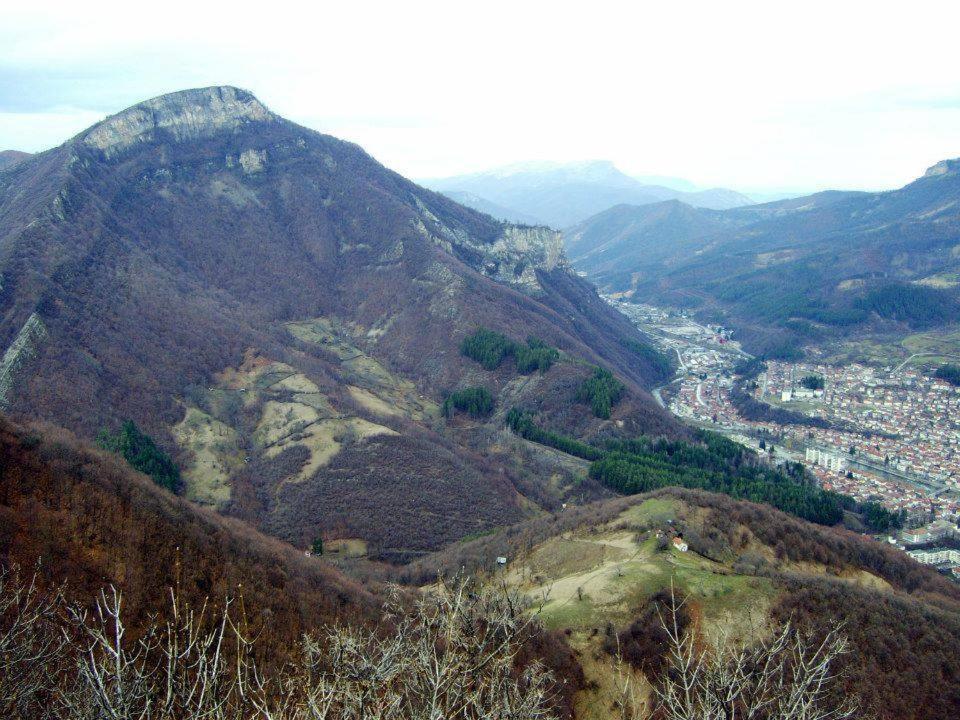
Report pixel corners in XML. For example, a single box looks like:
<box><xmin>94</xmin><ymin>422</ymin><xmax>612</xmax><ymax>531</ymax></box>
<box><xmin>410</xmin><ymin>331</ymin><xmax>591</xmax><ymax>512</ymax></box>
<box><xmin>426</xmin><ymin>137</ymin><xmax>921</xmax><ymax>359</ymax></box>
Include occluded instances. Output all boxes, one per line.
<box><xmin>611</xmin><ymin>299</ymin><xmax>960</xmax><ymax>537</ymax></box>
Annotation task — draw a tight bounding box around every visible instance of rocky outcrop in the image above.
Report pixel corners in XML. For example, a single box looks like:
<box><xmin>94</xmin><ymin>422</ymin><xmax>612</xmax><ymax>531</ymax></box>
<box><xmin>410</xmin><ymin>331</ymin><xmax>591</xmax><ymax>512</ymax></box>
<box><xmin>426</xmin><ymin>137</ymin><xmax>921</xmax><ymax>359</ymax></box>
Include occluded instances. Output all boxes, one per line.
<box><xmin>0</xmin><ymin>313</ymin><xmax>47</xmax><ymax>409</ymax></box>
<box><xmin>412</xmin><ymin>196</ymin><xmax>566</xmax><ymax>294</ymax></box>
<box><xmin>482</xmin><ymin>225</ymin><xmax>566</xmax><ymax>292</ymax></box>
<box><xmin>81</xmin><ymin>86</ymin><xmax>276</xmax><ymax>159</ymax></box>
<box><xmin>924</xmin><ymin>158</ymin><xmax>960</xmax><ymax>178</ymax></box>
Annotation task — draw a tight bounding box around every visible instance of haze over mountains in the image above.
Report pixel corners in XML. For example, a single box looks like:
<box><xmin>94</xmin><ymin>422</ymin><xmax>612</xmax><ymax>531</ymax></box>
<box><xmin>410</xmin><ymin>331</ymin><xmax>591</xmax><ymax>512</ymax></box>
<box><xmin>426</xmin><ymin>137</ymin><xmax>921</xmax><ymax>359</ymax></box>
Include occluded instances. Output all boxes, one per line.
<box><xmin>568</xmin><ymin>160</ymin><xmax>960</xmax><ymax>356</ymax></box>
<box><xmin>423</xmin><ymin>160</ymin><xmax>755</xmax><ymax>228</ymax></box>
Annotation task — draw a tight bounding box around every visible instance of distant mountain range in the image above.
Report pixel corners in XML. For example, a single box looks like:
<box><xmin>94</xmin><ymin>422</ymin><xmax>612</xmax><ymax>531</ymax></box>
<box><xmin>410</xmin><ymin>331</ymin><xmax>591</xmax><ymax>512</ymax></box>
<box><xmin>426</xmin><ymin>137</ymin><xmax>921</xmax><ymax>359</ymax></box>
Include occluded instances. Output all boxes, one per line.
<box><xmin>439</xmin><ymin>190</ymin><xmax>543</xmax><ymax>225</ymax></box>
<box><xmin>567</xmin><ymin>160</ymin><xmax>960</xmax><ymax>356</ymax></box>
<box><xmin>422</xmin><ymin>160</ymin><xmax>755</xmax><ymax>228</ymax></box>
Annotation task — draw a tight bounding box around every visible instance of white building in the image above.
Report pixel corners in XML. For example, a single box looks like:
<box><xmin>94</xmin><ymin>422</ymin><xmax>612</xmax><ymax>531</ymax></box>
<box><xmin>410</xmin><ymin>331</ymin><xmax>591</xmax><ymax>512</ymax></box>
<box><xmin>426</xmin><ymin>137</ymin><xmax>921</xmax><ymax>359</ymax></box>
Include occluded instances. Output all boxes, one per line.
<box><xmin>805</xmin><ymin>448</ymin><xmax>848</xmax><ymax>472</ymax></box>
<box><xmin>907</xmin><ymin>548</ymin><xmax>960</xmax><ymax>566</ymax></box>
<box><xmin>901</xmin><ymin>520</ymin><xmax>959</xmax><ymax>545</ymax></box>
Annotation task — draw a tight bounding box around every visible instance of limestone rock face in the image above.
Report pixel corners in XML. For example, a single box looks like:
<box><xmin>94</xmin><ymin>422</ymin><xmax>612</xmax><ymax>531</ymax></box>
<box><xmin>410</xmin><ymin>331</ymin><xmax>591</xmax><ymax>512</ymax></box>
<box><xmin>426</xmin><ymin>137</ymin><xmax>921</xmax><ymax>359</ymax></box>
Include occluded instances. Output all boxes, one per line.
<box><xmin>483</xmin><ymin>225</ymin><xmax>566</xmax><ymax>292</ymax></box>
<box><xmin>411</xmin><ymin>195</ymin><xmax>566</xmax><ymax>293</ymax></box>
<box><xmin>924</xmin><ymin>158</ymin><xmax>960</xmax><ymax>178</ymax></box>
<box><xmin>0</xmin><ymin>313</ymin><xmax>47</xmax><ymax>409</ymax></box>
<box><xmin>81</xmin><ymin>86</ymin><xmax>276</xmax><ymax>159</ymax></box>
<box><xmin>239</xmin><ymin>148</ymin><xmax>267</xmax><ymax>174</ymax></box>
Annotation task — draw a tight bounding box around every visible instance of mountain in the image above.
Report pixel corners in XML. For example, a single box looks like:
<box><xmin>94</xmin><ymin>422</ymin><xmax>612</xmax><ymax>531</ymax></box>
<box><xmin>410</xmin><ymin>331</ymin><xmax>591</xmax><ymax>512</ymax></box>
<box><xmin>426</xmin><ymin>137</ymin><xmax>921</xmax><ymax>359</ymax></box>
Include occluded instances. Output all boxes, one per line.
<box><xmin>423</xmin><ymin>160</ymin><xmax>754</xmax><ymax>228</ymax></box>
<box><xmin>406</xmin><ymin>487</ymin><xmax>960</xmax><ymax>720</ymax></box>
<box><xmin>570</xmin><ymin>161</ymin><xmax>960</xmax><ymax>356</ymax></box>
<box><xmin>438</xmin><ymin>190</ymin><xmax>542</xmax><ymax>225</ymax></box>
<box><xmin>0</xmin><ymin>150</ymin><xmax>31</xmax><ymax>171</ymax></box>
<box><xmin>0</xmin><ymin>87</ymin><xmax>679</xmax><ymax>562</ymax></box>
<box><xmin>564</xmin><ymin>200</ymin><xmax>742</xmax><ymax>286</ymax></box>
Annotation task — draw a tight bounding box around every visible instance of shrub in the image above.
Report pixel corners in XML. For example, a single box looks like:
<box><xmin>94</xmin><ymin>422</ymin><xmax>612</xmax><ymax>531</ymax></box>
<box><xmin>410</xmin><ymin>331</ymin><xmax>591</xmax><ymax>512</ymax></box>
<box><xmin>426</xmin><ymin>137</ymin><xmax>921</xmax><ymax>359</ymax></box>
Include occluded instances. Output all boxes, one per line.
<box><xmin>459</xmin><ymin>328</ymin><xmax>516</xmax><ymax>370</ymax></box>
<box><xmin>505</xmin><ymin>408</ymin><xmax>604</xmax><ymax>461</ymax></box>
<box><xmin>935</xmin><ymin>363</ymin><xmax>960</xmax><ymax>387</ymax></box>
<box><xmin>575</xmin><ymin>367</ymin><xmax>625</xmax><ymax>419</ymax></box>
<box><xmin>514</xmin><ymin>337</ymin><xmax>560</xmax><ymax>374</ymax></box>
<box><xmin>443</xmin><ymin>387</ymin><xmax>495</xmax><ymax>418</ymax></box>
<box><xmin>460</xmin><ymin>329</ymin><xmax>559</xmax><ymax>374</ymax></box>
<box><xmin>96</xmin><ymin>420</ymin><xmax>180</xmax><ymax>492</ymax></box>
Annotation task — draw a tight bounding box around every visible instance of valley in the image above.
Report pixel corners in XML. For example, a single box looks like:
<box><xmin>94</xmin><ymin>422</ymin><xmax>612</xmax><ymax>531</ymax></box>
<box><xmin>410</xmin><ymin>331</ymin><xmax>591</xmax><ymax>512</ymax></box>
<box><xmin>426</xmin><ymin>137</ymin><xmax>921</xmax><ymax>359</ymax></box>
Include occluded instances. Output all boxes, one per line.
<box><xmin>565</xmin><ymin>160</ymin><xmax>960</xmax><ymax>361</ymax></box>
<box><xmin>5</xmin><ymin>6</ymin><xmax>960</xmax><ymax>719</ymax></box>
<box><xmin>2</xmin><ymin>82</ymin><xmax>960</xmax><ymax>720</ymax></box>
<box><xmin>611</xmin><ymin>298</ymin><xmax>960</xmax><ymax>549</ymax></box>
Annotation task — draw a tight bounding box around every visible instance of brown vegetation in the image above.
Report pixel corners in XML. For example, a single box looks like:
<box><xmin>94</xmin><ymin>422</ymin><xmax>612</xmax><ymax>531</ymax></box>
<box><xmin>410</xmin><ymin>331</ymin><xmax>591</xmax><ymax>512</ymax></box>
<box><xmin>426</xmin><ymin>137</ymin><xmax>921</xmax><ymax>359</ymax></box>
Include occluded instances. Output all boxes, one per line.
<box><xmin>0</xmin><ymin>415</ymin><xmax>380</xmax><ymax>659</ymax></box>
<box><xmin>773</xmin><ymin>577</ymin><xmax>960</xmax><ymax>720</ymax></box>
<box><xmin>0</xmin><ymin>570</ymin><xmax>583</xmax><ymax>720</ymax></box>
<box><xmin>0</xmin><ymin>416</ymin><xmax>586</xmax><ymax>714</ymax></box>
<box><xmin>0</xmin><ymin>89</ymin><xmax>679</xmax><ymax>558</ymax></box>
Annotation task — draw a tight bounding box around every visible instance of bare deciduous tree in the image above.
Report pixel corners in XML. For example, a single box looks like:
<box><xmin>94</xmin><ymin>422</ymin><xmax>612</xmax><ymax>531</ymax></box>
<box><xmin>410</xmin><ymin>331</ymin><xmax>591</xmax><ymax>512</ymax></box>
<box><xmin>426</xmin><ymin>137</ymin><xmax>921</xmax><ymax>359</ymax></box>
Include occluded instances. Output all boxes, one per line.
<box><xmin>257</xmin><ymin>579</ymin><xmax>557</xmax><ymax>720</ymax></box>
<box><xmin>0</xmin><ymin>565</ymin><xmax>68</xmax><ymax>718</ymax></box>
<box><xmin>0</xmin><ymin>565</ymin><xmax>865</xmax><ymax>720</ymax></box>
<box><xmin>62</xmin><ymin>586</ymin><xmax>259</xmax><ymax>720</ymax></box>
<box><xmin>634</xmin><ymin>585</ymin><xmax>860</xmax><ymax>720</ymax></box>
<box><xmin>0</xmin><ymin>568</ymin><xmax>560</xmax><ymax>720</ymax></box>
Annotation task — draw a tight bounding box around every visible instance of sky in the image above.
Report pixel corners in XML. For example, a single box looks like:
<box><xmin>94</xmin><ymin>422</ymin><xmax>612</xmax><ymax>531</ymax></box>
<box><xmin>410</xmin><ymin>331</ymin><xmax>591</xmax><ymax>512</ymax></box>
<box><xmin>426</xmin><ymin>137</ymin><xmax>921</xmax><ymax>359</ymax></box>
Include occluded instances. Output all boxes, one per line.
<box><xmin>2</xmin><ymin>1</ymin><xmax>960</xmax><ymax>194</ymax></box>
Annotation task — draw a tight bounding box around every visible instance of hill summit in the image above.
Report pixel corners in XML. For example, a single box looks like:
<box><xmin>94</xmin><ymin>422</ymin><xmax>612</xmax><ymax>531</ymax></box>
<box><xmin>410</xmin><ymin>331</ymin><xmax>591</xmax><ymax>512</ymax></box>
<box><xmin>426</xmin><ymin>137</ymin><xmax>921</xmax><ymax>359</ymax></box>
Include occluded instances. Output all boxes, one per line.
<box><xmin>81</xmin><ymin>86</ymin><xmax>277</xmax><ymax>157</ymax></box>
<box><xmin>924</xmin><ymin>157</ymin><xmax>960</xmax><ymax>178</ymax></box>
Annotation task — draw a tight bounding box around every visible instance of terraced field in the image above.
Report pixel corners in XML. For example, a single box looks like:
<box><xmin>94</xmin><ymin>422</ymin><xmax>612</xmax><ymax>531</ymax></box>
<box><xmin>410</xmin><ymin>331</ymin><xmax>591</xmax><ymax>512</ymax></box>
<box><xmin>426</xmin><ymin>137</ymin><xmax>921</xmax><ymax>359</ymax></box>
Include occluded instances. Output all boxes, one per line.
<box><xmin>287</xmin><ymin>317</ymin><xmax>439</xmax><ymax>422</ymax></box>
<box><xmin>174</xmin><ymin>344</ymin><xmax>402</xmax><ymax>507</ymax></box>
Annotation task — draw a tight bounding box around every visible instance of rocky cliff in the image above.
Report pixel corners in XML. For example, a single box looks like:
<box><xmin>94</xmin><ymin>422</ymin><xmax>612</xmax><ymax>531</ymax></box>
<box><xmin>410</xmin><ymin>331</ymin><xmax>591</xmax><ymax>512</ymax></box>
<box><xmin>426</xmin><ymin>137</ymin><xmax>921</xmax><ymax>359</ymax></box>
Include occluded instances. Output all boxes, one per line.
<box><xmin>412</xmin><ymin>195</ymin><xmax>565</xmax><ymax>293</ymax></box>
<box><xmin>0</xmin><ymin>313</ymin><xmax>47</xmax><ymax>410</ymax></box>
<box><xmin>80</xmin><ymin>86</ymin><xmax>277</xmax><ymax>159</ymax></box>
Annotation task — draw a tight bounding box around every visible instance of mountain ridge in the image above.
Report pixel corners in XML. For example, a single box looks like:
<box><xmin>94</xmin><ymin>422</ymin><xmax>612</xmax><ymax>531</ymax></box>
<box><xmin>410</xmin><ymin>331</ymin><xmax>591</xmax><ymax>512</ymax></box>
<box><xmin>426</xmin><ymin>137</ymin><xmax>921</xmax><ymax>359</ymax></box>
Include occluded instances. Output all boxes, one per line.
<box><xmin>568</xmin><ymin>158</ymin><xmax>960</xmax><ymax>355</ymax></box>
<box><xmin>423</xmin><ymin>160</ymin><xmax>754</xmax><ymax>228</ymax></box>
<box><xmin>0</xmin><ymin>86</ymin><xmax>679</xmax><ymax>560</ymax></box>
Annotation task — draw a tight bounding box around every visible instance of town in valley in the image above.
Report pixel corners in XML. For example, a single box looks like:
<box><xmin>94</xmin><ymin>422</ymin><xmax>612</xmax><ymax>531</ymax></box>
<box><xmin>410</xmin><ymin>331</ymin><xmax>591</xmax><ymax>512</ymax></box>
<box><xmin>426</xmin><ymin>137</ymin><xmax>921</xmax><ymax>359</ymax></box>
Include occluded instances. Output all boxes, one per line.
<box><xmin>612</xmin><ymin>298</ymin><xmax>960</xmax><ymax>577</ymax></box>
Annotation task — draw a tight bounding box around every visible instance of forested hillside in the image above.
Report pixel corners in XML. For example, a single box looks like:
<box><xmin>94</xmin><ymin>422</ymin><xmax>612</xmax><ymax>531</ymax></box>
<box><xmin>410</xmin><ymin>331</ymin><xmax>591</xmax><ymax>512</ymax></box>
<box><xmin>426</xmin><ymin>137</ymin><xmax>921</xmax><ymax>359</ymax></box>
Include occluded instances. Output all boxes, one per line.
<box><xmin>402</xmin><ymin>487</ymin><xmax>960</xmax><ymax>720</ymax></box>
<box><xmin>569</xmin><ymin>160</ymin><xmax>960</xmax><ymax>357</ymax></box>
<box><xmin>0</xmin><ymin>87</ymin><xmax>678</xmax><ymax>559</ymax></box>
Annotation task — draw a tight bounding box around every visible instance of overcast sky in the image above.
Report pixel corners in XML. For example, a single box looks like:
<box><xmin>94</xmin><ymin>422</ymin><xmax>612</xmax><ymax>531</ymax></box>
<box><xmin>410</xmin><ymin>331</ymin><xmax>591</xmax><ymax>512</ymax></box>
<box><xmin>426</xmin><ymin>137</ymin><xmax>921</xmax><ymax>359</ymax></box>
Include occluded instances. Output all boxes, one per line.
<box><xmin>3</xmin><ymin>1</ymin><xmax>959</xmax><ymax>193</ymax></box>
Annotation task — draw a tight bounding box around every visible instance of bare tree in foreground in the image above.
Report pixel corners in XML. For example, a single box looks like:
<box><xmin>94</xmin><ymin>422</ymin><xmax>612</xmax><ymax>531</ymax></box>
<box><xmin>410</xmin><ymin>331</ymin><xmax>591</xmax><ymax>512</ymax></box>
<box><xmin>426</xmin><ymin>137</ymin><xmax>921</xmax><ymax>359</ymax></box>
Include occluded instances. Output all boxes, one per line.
<box><xmin>0</xmin><ymin>565</ymin><xmax>864</xmax><ymax>720</ymax></box>
<box><xmin>643</xmin><ymin>586</ymin><xmax>860</xmax><ymax>720</ymax></box>
<box><xmin>0</xmin><ymin>565</ymin><xmax>69</xmax><ymax>718</ymax></box>
<box><xmin>0</xmin><ymin>568</ymin><xmax>559</xmax><ymax>720</ymax></box>
<box><xmin>256</xmin><ymin>579</ymin><xmax>556</xmax><ymax>720</ymax></box>
<box><xmin>62</xmin><ymin>585</ymin><xmax>259</xmax><ymax>720</ymax></box>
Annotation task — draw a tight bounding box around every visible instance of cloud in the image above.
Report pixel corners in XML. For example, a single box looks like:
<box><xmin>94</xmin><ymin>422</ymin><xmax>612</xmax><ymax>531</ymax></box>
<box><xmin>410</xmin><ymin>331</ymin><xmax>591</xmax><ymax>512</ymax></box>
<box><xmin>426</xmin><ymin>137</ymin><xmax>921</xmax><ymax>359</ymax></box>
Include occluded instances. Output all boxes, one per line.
<box><xmin>2</xmin><ymin>0</ymin><xmax>959</xmax><ymax>191</ymax></box>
